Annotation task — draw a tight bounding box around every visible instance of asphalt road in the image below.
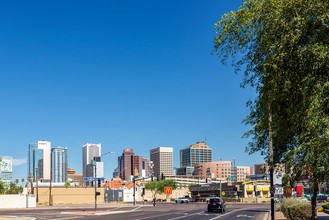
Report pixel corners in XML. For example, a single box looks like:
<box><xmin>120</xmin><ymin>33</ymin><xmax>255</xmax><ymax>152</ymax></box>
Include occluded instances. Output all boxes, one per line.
<box><xmin>0</xmin><ymin>202</ymin><xmax>270</xmax><ymax>220</ymax></box>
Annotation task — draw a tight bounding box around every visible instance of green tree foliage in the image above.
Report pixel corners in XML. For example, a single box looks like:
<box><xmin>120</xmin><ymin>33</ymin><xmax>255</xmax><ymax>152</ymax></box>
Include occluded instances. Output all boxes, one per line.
<box><xmin>213</xmin><ymin>0</ymin><xmax>329</xmax><ymax>219</ymax></box>
<box><xmin>6</xmin><ymin>182</ymin><xmax>23</xmax><ymax>194</ymax></box>
<box><xmin>0</xmin><ymin>180</ymin><xmax>6</xmax><ymax>194</ymax></box>
<box><xmin>64</xmin><ymin>181</ymin><xmax>70</xmax><ymax>188</ymax></box>
<box><xmin>144</xmin><ymin>179</ymin><xmax>177</xmax><ymax>199</ymax></box>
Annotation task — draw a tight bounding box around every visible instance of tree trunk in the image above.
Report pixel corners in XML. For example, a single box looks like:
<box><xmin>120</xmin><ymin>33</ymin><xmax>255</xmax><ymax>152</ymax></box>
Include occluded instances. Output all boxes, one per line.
<box><xmin>311</xmin><ymin>179</ymin><xmax>319</xmax><ymax>220</ymax></box>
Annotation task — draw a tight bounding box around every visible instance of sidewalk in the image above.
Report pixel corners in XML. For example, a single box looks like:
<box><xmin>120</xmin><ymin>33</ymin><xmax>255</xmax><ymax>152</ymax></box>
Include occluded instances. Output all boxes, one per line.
<box><xmin>274</xmin><ymin>211</ymin><xmax>329</xmax><ymax>220</ymax></box>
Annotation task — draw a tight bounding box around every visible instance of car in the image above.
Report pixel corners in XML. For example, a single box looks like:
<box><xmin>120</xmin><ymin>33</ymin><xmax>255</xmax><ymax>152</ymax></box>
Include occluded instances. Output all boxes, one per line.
<box><xmin>207</xmin><ymin>197</ymin><xmax>226</xmax><ymax>213</ymax></box>
<box><xmin>206</xmin><ymin>195</ymin><xmax>217</xmax><ymax>202</ymax></box>
<box><xmin>175</xmin><ymin>197</ymin><xmax>189</xmax><ymax>203</ymax></box>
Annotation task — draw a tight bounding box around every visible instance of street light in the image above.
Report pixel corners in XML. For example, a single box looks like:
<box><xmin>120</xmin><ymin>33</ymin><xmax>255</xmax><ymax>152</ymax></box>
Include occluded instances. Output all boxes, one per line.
<box><xmin>94</xmin><ymin>151</ymin><xmax>115</xmax><ymax>211</ymax></box>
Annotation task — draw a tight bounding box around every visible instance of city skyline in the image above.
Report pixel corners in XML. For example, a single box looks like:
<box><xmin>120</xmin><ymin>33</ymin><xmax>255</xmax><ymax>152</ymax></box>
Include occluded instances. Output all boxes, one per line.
<box><xmin>0</xmin><ymin>1</ymin><xmax>264</xmax><ymax>181</ymax></box>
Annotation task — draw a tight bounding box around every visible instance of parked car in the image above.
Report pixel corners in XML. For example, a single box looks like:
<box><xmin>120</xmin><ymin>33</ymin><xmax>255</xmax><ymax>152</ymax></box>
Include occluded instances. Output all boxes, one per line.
<box><xmin>175</xmin><ymin>197</ymin><xmax>189</xmax><ymax>203</ymax></box>
<box><xmin>207</xmin><ymin>197</ymin><xmax>226</xmax><ymax>213</ymax></box>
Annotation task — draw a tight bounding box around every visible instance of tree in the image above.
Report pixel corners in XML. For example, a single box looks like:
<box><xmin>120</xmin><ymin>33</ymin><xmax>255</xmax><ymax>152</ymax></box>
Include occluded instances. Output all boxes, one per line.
<box><xmin>21</xmin><ymin>179</ymin><xmax>25</xmax><ymax>187</ymax></box>
<box><xmin>6</xmin><ymin>182</ymin><xmax>23</xmax><ymax>194</ymax></box>
<box><xmin>213</xmin><ymin>0</ymin><xmax>329</xmax><ymax>219</ymax></box>
<box><xmin>144</xmin><ymin>179</ymin><xmax>177</xmax><ymax>200</ymax></box>
<box><xmin>0</xmin><ymin>180</ymin><xmax>6</xmax><ymax>194</ymax></box>
<box><xmin>64</xmin><ymin>181</ymin><xmax>70</xmax><ymax>188</ymax></box>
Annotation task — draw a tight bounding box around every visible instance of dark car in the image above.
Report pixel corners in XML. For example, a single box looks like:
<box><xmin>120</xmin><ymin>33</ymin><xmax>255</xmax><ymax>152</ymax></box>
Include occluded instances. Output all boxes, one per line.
<box><xmin>207</xmin><ymin>197</ymin><xmax>226</xmax><ymax>213</ymax></box>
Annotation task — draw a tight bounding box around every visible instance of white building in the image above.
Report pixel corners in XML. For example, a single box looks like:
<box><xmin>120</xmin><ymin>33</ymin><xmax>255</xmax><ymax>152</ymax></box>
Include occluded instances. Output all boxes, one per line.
<box><xmin>82</xmin><ymin>143</ymin><xmax>103</xmax><ymax>178</ymax></box>
<box><xmin>28</xmin><ymin>141</ymin><xmax>51</xmax><ymax>181</ymax></box>
<box><xmin>150</xmin><ymin>147</ymin><xmax>174</xmax><ymax>178</ymax></box>
<box><xmin>0</xmin><ymin>156</ymin><xmax>12</xmax><ymax>185</ymax></box>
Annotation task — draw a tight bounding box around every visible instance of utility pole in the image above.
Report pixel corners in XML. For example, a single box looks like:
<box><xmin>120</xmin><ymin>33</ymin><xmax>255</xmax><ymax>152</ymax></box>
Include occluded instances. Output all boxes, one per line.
<box><xmin>49</xmin><ymin>157</ymin><xmax>53</xmax><ymax>206</ymax></box>
<box><xmin>269</xmin><ymin>107</ymin><xmax>275</xmax><ymax>220</ymax></box>
<box><xmin>36</xmin><ymin>168</ymin><xmax>38</xmax><ymax>203</ymax></box>
<box><xmin>94</xmin><ymin>158</ymin><xmax>97</xmax><ymax>211</ymax></box>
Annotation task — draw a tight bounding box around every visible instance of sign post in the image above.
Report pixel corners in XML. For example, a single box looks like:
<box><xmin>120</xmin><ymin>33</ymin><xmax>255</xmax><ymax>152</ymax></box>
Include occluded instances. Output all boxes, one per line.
<box><xmin>164</xmin><ymin>187</ymin><xmax>172</xmax><ymax>195</ymax></box>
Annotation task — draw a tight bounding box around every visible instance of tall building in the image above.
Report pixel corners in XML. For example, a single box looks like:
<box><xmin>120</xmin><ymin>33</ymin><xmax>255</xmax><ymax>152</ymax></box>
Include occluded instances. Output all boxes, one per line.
<box><xmin>0</xmin><ymin>156</ymin><xmax>12</xmax><ymax>186</ymax></box>
<box><xmin>118</xmin><ymin>148</ymin><xmax>134</xmax><ymax>181</ymax></box>
<box><xmin>51</xmin><ymin>146</ymin><xmax>68</xmax><ymax>183</ymax></box>
<box><xmin>117</xmin><ymin>148</ymin><xmax>149</xmax><ymax>181</ymax></box>
<box><xmin>82</xmin><ymin>143</ymin><xmax>102</xmax><ymax>178</ymax></box>
<box><xmin>150</xmin><ymin>147</ymin><xmax>173</xmax><ymax>178</ymax></box>
<box><xmin>177</xmin><ymin>141</ymin><xmax>212</xmax><ymax>175</ymax></box>
<box><xmin>28</xmin><ymin>141</ymin><xmax>51</xmax><ymax>182</ymax></box>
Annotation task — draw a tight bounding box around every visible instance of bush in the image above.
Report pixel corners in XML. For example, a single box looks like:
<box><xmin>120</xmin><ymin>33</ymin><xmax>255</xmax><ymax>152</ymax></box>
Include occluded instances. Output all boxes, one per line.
<box><xmin>287</xmin><ymin>203</ymin><xmax>312</xmax><ymax>220</ymax></box>
<box><xmin>280</xmin><ymin>198</ymin><xmax>311</xmax><ymax>220</ymax></box>
<box><xmin>322</xmin><ymin>202</ymin><xmax>329</xmax><ymax>209</ymax></box>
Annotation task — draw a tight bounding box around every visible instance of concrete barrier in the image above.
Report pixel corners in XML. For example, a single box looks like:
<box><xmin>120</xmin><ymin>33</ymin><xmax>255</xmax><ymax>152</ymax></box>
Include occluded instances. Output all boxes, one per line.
<box><xmin>0</xmin><ymin>194</ymin><xmax>36</xmax><ymax>208</ymax></box>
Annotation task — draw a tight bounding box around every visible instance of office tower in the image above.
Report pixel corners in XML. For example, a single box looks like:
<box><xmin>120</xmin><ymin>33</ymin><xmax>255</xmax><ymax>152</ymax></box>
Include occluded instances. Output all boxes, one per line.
<box><xmin>132</xmin><ymin>155</ymin><xmax>149</xmax><ymax>179</ymax></box>
<box><xmin>118</xmin><ymin>148</ymin><xmax>134</xmax><ymax>181</ymax></box>
<box><xmin>82</xmin><ymin>143</ymin><xmax>102</xmax><ymax>178</ymax></box>
<box><xmin>51</xmin><ymin>146</ymin><xmax>68</xmax><ymax>182</ymax></box>
<box><xmin>28</xmin><ymin>141</ymin><xmax>51</xmax><ymax>182</ymax></box>
<box><xmin>177</xmin><ymin>141</ymin><xmax>212</xmax><ymax>175</ymax></box>
<box><xmin>0</xmin><ymin>156</ymin><xmax>12</xmax><ymax>186</ymax></box>
<box><xmin>180</xmin><ymin>141</ymin><xmax>212</xmax><ymax>167</ymax></box>
<box><xmin>150</xmin><ymin>147</ymin><xmax>173</xmax><ymax>178</ymax></box>
<box><xmin>117</xmin><ymin>148</ymin><xmax>149</xmax><ymax>181</ymax></box>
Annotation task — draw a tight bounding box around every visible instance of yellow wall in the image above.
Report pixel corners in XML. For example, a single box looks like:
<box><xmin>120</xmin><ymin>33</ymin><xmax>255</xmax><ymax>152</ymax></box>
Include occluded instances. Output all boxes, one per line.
<box><xmin>36</xmin><ymin>187</ymin><xmax>189</xmax><ymax>205</ymax></box>
<box><xmin>37</xmin><ymin>187</ymin><xmax>102</xmax><ymax>205</ymax></box>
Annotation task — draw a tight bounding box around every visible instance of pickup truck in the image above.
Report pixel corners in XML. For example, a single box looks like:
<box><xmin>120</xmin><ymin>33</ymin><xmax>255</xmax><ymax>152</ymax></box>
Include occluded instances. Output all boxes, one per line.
<box><xmin>175</xmin><ymin>197</ymin><xmax>189</xmax><ymax>203</ymax></box>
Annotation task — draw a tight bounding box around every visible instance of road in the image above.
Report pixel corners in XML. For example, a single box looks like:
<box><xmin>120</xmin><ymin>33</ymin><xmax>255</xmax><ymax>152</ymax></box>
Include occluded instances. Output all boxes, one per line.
<box><xmin>0</xmin><ymin>202</ymin><xmax>269</xmax><ymax>220</ymax></box>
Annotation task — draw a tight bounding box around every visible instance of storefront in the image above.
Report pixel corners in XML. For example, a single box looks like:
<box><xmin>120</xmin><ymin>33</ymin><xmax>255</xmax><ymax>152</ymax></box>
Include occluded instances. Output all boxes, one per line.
<box><xmin>242</xmin><ymin>180</ymin><xmax>270</xmax><ymax>198</ymax></box>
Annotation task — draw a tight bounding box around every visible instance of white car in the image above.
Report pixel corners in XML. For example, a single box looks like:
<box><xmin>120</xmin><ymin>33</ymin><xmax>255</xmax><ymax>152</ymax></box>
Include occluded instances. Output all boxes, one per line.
<box><xmin>175</xmin><ymin>197</ymin><xmax>189</xmax><ymax>203</ymax></box>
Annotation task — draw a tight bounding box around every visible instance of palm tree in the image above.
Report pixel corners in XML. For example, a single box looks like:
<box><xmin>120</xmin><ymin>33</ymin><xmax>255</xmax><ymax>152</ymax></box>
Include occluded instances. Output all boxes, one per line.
<box><xmin>21</xmin><ymin>179</ymin><xmax>25</xmax><ymax>187</ymax></box>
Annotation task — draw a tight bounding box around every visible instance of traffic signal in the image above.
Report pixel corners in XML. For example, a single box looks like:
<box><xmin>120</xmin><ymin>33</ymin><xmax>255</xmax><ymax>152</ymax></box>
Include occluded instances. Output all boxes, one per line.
<box><xmin>91</xmin><ymin>181</ymin><xmax>93</xmax><ymax>187</ymax></box>
<box><xmin>161</xmin><ymin>173</ymin><xmax>164</xmax><ymax>180</ymax></box>
<box><xmin>98</xmin><ymin>178</ymin><xmax>101</xmax><ymax>187</ymax></box>
<box><xmin>233</xmin><ymin>186</ymin><xmax>237</xmax><ymax>191</ymax></box>
<box><xmin>96</xmin><ymin>191</ymin><xmax>101</xmax><ymax>196</ymax></box>
<box><xmin>142</xmin><ymin>188</ymin><xmax>145</xmax><ymax>196</ymax></box>
<box><xmin>151</xmin><ymin>176</ymin><xmax>153</xmax><ymax>181</ymax></box>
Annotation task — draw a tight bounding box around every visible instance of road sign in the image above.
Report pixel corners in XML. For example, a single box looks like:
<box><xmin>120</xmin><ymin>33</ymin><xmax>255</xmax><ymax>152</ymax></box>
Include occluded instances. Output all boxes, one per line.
<box><xmin>221</xmin><ymin>191</ymin><xmax>226</xmax><ymax>196</ymax></box>
<box><xmin>164</xmin><ymin>187</ymin><xmax>172</xmax><ymax>194</ymax></box>
<box><xmin>83</xmin><ymin>177</ymin><xmax>94</xmax><ymax>181</ymax></box>
<box><xmin>275</xmin><ymin>186</ymin><xmax>284</xmax><ymax>195</ymax></box>
<box><xmin>83</xmin><ymin>177</ymin><xmax>105</xmax><ymax>181</ymax></box>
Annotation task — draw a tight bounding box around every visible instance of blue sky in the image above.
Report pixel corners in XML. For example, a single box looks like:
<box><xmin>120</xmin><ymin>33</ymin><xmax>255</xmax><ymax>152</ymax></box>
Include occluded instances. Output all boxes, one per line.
<box><xmin>0</xmin><ymin>0</ymin><xmax>264</xmax><ymax>181</ymax></box>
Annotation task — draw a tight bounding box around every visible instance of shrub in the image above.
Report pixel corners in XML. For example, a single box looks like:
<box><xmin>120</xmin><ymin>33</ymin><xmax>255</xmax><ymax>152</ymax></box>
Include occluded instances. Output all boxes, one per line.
<box><xmin>322</xmin><ymin>202</ymin><xmax>329</xmax><ymax>209</ymax></box>
<box><xmin>280</xmin><ymin>198</ymin><xmax>311</xmax><ymax>219</ymax></box>
<box><xmin>287</xmin><ymin>203</ymin><xmax>311</xmax><ymax>220</ymax></box>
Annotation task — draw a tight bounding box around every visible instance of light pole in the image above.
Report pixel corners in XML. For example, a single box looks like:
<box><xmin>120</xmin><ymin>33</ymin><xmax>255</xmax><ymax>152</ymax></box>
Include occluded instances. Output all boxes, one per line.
<box><xmin>35</xmin><ymin>168</ymin><xmax>39</xmax><ymax>203</ymax></box>
<box><xmin>94</xmin><ymin>151</ymin><xmax>115</xmax><ymax>211</ymax></box>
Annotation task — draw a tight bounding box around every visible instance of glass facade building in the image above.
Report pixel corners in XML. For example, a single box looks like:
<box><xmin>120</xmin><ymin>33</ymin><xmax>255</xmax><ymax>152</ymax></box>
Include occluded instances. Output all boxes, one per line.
<box><xmin>51</xmin><ymin>147</ymin><xmax>68</xmax><ymax>182</ymax></box>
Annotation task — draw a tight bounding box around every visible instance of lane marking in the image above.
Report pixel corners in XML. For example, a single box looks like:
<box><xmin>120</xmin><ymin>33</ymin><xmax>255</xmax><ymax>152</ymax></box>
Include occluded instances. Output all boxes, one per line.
<box><xmin>167</xmin><ymin>211</ymin><xmax>204</xmax><ymax>220</ymax></box>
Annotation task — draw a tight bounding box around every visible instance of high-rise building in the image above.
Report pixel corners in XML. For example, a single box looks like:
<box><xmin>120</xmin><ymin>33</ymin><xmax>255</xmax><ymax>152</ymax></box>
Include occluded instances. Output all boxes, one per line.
<box><xmin>82</xmin><ymin>143</ymin><xmax>102</xmax><ymax>178</ymax></box>
<box><xmin>0</xmin><ymin>156</ymin><xmax>12</xmax><ymax>186</ymax></box>
<box><xmin>117</xmin><ymin>148</ymin><xmax>149</xmax><ymax>181</ymax></box>
<box><xmin>150</xmin><ymin>147</ymin><xmax>173</xmax><ymax>178</ymax></box>
<box><xmin>28</xmin><ymin>141</ymin><xmax>51</xmax><ymax>182</ymax></box>
<box><xmin>118</xmin><ymin>148</ymin><xmax>134</xmax><ymax>181</ymax></box>
<box><xmin>180</xmin><ymin>141</ymin><xmax>212</xmax><ymax>167</ymax></box>
<box><xmin>51</xmin><ymin>146</ymin><xmax>68</xmax><ymax>182</ymax></box>
<box><xmin>177</xmin><ymin>141</ymin><xmax>212</xmax><ymax>175</ymax></box>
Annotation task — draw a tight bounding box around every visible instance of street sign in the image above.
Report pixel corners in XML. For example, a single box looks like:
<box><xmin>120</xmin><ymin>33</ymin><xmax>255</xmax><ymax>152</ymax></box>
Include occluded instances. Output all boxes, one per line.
<box><xmin>221</xmin><ymin>191</ymin><xmax>226</xmax><ymax>196</ymax></box>
<box><xmin>164</xmin><ymin>187</ymin><xmax>172</xmax><ymax>194</ymax></box>
<box><xmin>83</xmin><ymin>177</ymin><xmax>105</xmax><ymax>181</ymax></box>
<box><xmin>275</xmin><ymin>186</ymin><xmax>284</xmax><ymax>195</ymax></box>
